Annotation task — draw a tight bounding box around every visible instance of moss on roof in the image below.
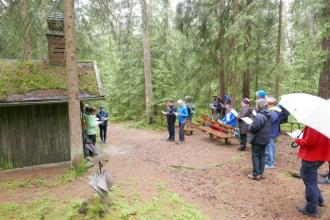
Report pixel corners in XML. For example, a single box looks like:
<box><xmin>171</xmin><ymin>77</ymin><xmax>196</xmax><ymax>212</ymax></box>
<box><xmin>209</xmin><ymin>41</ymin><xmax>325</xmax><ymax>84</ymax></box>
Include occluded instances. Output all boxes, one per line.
<box><xmin>0</xmin><ymin>60</ymin><xmax>99</xmax><ymax>101</ymax></box>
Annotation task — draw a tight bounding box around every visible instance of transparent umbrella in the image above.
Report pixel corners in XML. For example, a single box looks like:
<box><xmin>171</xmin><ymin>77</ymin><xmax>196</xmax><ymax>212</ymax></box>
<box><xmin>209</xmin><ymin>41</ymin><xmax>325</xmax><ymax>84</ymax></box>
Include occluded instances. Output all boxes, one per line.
<box><xmin>280</xmin><ymin>93</ymin><xmax>330</xmax><ymax>138</ymax></box>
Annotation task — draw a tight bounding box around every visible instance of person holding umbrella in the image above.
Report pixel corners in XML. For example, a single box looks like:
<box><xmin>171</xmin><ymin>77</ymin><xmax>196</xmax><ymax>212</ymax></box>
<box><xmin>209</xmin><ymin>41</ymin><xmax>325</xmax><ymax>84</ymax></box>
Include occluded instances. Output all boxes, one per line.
<box><xmin>294</xmin><ymin>127</ymin><xmax>330</xmax><ymax>218</ymax></box>
<box><xmin>280</xmin><ymin>93</ymin><xmax>330</xmax><ymax>218</ymax></box>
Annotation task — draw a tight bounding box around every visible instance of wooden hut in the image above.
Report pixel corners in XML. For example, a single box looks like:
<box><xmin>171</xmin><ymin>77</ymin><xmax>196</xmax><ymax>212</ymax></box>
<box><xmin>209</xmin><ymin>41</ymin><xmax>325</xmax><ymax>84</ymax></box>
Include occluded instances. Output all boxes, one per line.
<box><xmin>0</xmin><ymin>13</ymin><xmax>104</xmax><ymax>171</ymax></box>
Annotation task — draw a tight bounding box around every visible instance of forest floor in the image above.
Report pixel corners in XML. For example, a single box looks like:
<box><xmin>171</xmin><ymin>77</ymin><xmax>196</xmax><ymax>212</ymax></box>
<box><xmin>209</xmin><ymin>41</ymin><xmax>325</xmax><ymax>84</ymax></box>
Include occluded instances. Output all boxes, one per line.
<box><xmin>1</xmin><ymin>123</ymin><xmax>330</xmax><ymax>219</ymax></box>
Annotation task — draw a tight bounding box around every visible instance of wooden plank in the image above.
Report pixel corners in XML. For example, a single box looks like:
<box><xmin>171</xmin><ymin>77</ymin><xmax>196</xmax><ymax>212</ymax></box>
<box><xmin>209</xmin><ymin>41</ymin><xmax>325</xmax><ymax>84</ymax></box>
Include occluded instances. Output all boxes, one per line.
<box><xmin>196</xmin><ymin>126</ymin><xmax>230</xmax><ymax>139</ymax></box>
<box><xmin>0</xmin><ymin>107</ymin><xmax>13</xmax><ymax>170</ymax></box>
<box><xmin>0</xmin><ymin>103</ymin><xmax>71</xmax><ymax>170</ymax></box>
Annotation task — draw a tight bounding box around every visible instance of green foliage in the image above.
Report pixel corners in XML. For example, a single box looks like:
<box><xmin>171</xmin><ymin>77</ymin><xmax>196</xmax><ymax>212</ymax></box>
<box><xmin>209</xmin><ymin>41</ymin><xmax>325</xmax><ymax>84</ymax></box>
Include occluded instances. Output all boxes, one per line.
<box><xmin>1</xmin><ymin>0</ymin><xmax>329</xmax><ymax>119</ymax></box>
<box><xmin>124</xmin><ymin>117</ymin><xmax>167</xmax><ymax>131</ymax></box>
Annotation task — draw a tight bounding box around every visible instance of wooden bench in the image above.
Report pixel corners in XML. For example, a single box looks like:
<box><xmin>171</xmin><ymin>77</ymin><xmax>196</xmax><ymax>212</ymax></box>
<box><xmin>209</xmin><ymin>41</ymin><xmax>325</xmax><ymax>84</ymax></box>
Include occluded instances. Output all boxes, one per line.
<box><xmin>191</xmin><ymin>115</ymin><xmax>234</xmax><ymax>142</ymax></box>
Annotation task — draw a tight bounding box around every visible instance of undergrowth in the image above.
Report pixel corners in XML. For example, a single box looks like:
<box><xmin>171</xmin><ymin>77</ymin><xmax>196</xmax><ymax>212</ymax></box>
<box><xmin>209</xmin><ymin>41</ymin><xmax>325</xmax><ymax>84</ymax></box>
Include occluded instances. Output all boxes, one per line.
<box><xmin>124</xmin><ymin>116</ymin><xmax>167</xmax><ymax>131</ymax></box>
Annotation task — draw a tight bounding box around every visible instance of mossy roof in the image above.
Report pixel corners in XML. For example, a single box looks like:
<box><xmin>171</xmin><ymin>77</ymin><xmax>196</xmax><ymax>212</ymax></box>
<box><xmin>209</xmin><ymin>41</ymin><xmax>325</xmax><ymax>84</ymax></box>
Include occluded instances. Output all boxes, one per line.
<box><xmin>0</xmin><ymin>60</ymin><xmax>103</xmax><ymax>104</ymax></box>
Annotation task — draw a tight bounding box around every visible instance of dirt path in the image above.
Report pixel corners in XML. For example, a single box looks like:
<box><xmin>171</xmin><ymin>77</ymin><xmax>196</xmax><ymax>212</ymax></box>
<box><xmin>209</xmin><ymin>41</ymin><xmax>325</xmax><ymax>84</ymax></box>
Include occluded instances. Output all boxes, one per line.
<box><xmin>101</xmin><ymin>123</ymin><xmax>330</xmax><ymax>220</ymax></box>
<box><xmin>1</xmin><ymin>123</ymin><xmax>330</xmax><ymax>219</ymax></box>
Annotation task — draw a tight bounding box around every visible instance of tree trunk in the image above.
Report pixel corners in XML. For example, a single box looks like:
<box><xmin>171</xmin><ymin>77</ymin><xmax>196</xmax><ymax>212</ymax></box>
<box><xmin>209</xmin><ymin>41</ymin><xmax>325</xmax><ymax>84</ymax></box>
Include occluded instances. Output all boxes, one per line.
<box><xmin>318</xmin><ymin>38</ymin><xmax>330</xmax><ymax>99</ymax></box>
<box><xmin>230</xmin><ymin>0</ymin><xmax>238</xmax><ymax>107</ymax></box>
<box><xmin>63</xmin><ymin>0</ymin><xmax>83</xmax><ymax>166</ymax></box>
<box><xmin>275</xmin><ymin>0</ymin><xmax>282</xmax><ymax>99</ymax></box>
<box><xmin>318</xmin><ymin>0</ymin><xmax>330</xmax><ymax>99</ymax></box>
<box><xmin>218</xmin><ymin>0</ymin><xmax>226</xmax><ymax>99</ymax></box>
<box><xmin>20</xmin><ymin>0</ymin><xmax>31</xmax><ymax>61</ymax></box>
<box><xmin>318</xmin><ymin>1</ymin><xmax>330</xmax><ymax>99</ymax></box>
<box><xmin>255</xmin><ymin>35</ymin><xmax>261</xmax><ymax>92</ymax></box>
<box><xmin>140</xmin><ymin>0</ymin><xmax>153</xmax><ymax>123</ymax></box>
<box><xmin>242</xmin><ymin>0</ymin><xmax>253</xmax><ymax>99</ymax></box>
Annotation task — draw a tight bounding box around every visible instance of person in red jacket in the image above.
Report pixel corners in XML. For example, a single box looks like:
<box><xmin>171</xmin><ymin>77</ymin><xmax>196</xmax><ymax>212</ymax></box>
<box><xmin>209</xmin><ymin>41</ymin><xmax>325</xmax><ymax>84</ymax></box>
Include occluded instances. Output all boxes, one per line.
<box><xmin>294</xmin><ymin>126</ymin><xmax>330</xmax><ymax>218</ymax></box>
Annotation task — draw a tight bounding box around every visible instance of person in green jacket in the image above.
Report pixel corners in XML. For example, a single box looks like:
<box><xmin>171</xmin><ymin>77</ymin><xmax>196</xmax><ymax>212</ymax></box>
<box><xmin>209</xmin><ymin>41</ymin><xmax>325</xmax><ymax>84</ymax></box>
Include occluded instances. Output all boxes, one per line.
<box><xmin>83</xmin><ymin>107</ymin><xmax>99</xmax><ymax>146</ymax></box>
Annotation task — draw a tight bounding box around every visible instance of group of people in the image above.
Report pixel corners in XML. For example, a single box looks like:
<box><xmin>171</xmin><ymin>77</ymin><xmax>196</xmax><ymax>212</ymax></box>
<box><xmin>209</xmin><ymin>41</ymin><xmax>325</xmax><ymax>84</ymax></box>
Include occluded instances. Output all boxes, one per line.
<box><xmin>210</xmin><ymin>90</ymin><xmax>330</xmax><ymax>218</ymax></box>
<box><xmin>82</xmin><ymin>105</ymin><xmax>109</xmax><ymax>156</ymax></box>
<box><xmin>163</xmin><ymin>98</ymin><xmax>195</xmax><ymax>144</ymax></box>
<box><xmin>166</xmin><ymin>90</ymin><xmax>330</xmax><ymax>218</ymax></box>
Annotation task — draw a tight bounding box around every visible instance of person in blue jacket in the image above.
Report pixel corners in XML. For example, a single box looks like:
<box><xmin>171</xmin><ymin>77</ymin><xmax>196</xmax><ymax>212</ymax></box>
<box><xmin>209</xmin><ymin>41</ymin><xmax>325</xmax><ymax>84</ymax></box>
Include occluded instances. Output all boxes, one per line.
<box><xmin>220</xmin><ymin>104</ymin><xmax>238</xmax><ymax>127</ymax></box>
<box><xmin>177</xmin><ymin>99</ymin><xmax>188</xmax><ymax>144</ymax></box>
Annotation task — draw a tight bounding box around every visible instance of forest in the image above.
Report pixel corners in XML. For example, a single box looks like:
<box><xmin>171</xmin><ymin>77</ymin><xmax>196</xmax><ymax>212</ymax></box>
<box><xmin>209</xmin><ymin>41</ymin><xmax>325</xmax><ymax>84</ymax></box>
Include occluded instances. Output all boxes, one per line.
<box><xmin>0</xmin><ymin>0</ymin><xmax>329</xmax><ymax>123</ymax></box>
<box><xmin>1</xmin><ymin>1</ymin><xmax>330</xmax><ymax>219</ymax></box>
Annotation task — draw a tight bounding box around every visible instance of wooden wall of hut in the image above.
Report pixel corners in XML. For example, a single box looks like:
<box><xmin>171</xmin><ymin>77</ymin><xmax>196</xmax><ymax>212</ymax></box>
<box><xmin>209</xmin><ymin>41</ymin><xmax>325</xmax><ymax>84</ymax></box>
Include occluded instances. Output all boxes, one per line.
<box><xmin>0</xmin><ymin>103</ymin><xmax>70</xmax><ymax>170</ymax></box>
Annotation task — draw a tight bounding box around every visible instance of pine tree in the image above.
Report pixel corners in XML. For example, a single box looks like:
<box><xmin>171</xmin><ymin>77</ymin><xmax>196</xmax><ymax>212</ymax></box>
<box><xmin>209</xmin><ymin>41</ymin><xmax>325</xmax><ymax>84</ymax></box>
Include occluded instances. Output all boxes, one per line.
<box><xmin>140</xmin><ymin>0</ymin><xmax>153</xmax><ymax>123</ymax></box>
<box><xmin>63</xmin><ymin>0</ymin><xmax>83</xmax><ymax>166</ymax></box>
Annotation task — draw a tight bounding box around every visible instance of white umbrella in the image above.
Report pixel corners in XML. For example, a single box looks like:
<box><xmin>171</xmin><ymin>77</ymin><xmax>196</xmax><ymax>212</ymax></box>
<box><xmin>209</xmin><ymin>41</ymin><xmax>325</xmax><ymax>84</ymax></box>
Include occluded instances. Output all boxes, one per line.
<box><xmin>279</xmin><ymin>93</ymin><xmax>330</xmax><ymax>138</ymax></box>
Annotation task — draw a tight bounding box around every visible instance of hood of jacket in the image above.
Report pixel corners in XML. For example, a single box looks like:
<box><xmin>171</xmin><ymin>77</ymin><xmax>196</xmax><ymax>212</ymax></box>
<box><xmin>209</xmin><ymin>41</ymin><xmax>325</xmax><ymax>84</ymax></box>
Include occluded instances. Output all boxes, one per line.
<box><xmin>258</xmin><ymin>108</ymin><xmax>272</xmax><ymax>119</ymax></box>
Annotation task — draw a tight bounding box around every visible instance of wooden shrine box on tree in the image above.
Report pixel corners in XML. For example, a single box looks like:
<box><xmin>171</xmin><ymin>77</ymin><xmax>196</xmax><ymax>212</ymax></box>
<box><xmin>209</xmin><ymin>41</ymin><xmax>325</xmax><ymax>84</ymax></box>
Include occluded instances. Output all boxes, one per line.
<box><xmin>0</xmin><ymin>13</ymin><xmax>104</xmax><ymax>171</ymax></box>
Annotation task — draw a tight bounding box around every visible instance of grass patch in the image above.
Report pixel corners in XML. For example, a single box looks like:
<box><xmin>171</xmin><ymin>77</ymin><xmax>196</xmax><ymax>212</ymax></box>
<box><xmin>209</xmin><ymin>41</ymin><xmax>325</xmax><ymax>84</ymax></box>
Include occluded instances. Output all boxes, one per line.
<box><xmin>61</xmin><ymin>159</ymin><xmax>89</xmax><ymax>183</ymax></box>
<box><xmin>0</xmin><ymin>198</ymin><xmax>71</xmax><ymax>220</ymax></box>
<box><xmin>0</xmin><ymin>178</ymin><xmax>31</xmax><ymax>189</ymax></box>
<box><xmin>0</xmin><ymin>160</ymin><xmax>89</xmax><ymax>190</ymax></box>
<box><xmin>0</xmin><ymin>182</ymin><xmax>209</xmax><ymax>220</ymax></box>
<box><xmin>105</xmin><ymin>182</ymin><xmax>209</xmax><ymax>220</ymax></box>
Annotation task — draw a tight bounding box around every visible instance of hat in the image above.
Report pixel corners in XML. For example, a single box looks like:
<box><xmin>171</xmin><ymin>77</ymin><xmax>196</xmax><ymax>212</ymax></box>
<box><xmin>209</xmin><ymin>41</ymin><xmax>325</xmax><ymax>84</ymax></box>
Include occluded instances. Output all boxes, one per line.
<box><xmin>256</xmin><ymin>90</ymin><xmax>266</xmax><ymax>98</ymax></box>
<box><xmin>224</xmin><ymin>95</ymin><xmax>231</xmax><ymax>101</ymax></box>
<box><xmin>242</xmin><ymin>98</ymin><xmax>250</xmax><ymax>105</ymax></box>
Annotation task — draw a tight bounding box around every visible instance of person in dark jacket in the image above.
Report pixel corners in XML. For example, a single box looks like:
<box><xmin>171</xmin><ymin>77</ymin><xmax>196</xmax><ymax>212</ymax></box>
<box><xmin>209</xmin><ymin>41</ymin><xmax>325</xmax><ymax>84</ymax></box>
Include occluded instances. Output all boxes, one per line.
<box><xmin>237</xmin><ymin>98</ymin><xmax>251</xmax><ymax>151</ymax></box>
<box><xmin>185</xmin><ymin>96</ymin><xmax>195</xmax><ymax>122</ymax></box>
<box><xmin>248</xmin><ymin>99</ymin><xmax>272</xmax><ymax>180</ymax></box>
<box><xmin>265</xmin><ymin>97</ymin><xmax>281</xmax><ymax>169</ymax></box>
<box><xmin>96</xmin><ymin>106</ymin><xmax>109</xmax><ymax>144</ymax></box>
<box><xmin>164</xmin><ymin>100</ymin><xmax>176</xmax><ymax>141</ymax></box>
<box><xmin>210</xmin><ymin>96</ymin><xmax>223</xmax><ymax>118</ymax></box>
